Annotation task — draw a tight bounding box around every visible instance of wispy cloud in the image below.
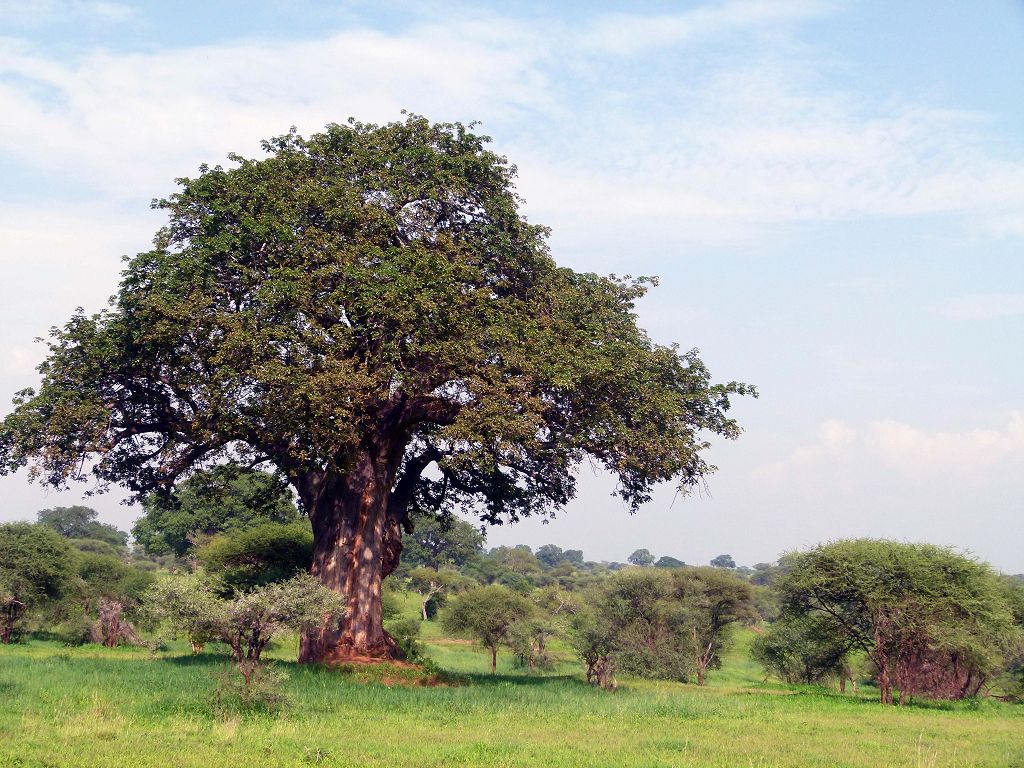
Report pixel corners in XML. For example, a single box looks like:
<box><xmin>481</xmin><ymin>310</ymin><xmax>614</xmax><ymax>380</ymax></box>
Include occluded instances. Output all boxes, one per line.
<box><xmin>944</xmin><ymin>293</ymin><xmax>1024</xmax><ymax>320</ymax></box>
<box><xmin>579</xmin><ymin>0</ymin><xmax>833</xmax><ymax>55</ymax></box>
<box><xmin>0</xmin><ymin>8</ymin><xmax>1021</xmax><ymax>241</ymax></box>
<box><xmin>0</xmin><ymin>0</ymin><xmax>134</xmax><ymax>27</ymax></box>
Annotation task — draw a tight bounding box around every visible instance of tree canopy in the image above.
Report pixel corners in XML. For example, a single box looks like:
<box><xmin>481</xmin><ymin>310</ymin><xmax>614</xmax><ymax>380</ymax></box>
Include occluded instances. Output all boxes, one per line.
<box><xmin>0</xmin><ymin>115</ymin><xmax>753</xmax><ymax>661</ymax></box>
<box><xmin>37</xmin><ymin>505</ymin><xmax>128</xmax><ymax>550</ymax></box>
<box><xmin>196</xmin><ymin>521</ymin><xmax>313</xmax><ymax>593</ymax></box>
<box><xmin>0</xmin><ymin>522</ymin><xmax>76</xmax><ymax>643</ymax></box>
<box><xmin>399</xmin><ymin>513</ymin><xmax>484</xmax><ymax>572</ymax></box>
<box><xmin>710</xmin><ymin>554</ymin><xmax>736</xmax><ymax>569</ymax></box>
<box><xmin>628</xmin><ymin>548</ymin><xmax>655</xmax><ymax>567</ymax></box>
<box><xmin>132</xmin><ymin>464</ymin><xmax>299</xmax><ymax>556</ymax></box>
<box><xmin>771</xmin><ymin>540</ymin><xmax>1022</xmax><ymax>704</ymax></box>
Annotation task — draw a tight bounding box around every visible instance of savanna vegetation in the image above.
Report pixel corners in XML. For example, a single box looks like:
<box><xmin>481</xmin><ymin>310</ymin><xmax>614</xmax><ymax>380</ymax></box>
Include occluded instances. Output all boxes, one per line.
<box><xmin>1</xmin><ymin>116</ymin><xmax>1022</xmax><ymax>766</ymax></box>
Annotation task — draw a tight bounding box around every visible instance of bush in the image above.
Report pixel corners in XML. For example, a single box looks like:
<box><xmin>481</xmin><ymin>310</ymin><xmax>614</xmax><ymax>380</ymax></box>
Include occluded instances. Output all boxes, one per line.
<box><xmin>751</xmin><ymin>616</ymin><xmax>850</xmax><ymax>685</ymax></box>
<box><xmin>385</xmin><ymin>616</ymin><xmax>424</xmax><ymax>661</ymax></box>
<box><xmin>196</xmin><ymin>521</ymin><xmax>312</xmax><ymax>593</ymax></box>
<box><xmin>210</xmin><ymin>663</ymin><xmax>290</xmax><ymax>717</ymax></box>
<box><xmin>56</xmin><ymin>614</ymin><xmax>95</xmax><ymax>646</ymax></box>
<box><xmin>144</xmin><ymin>573</ymin><xmax>344</xmax><ymax>683</ymax></box>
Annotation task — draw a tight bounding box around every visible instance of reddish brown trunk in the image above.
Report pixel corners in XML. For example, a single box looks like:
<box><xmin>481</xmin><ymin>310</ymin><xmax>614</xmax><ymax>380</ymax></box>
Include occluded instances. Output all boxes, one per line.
<box><xmin>298</xmin><ymin>452</ymin><xmax>405</xmax><ymax>663</ymax></box>
<box><xmin>2</xmin><ymin>599</ymin><xmax>25</xmax><ymax>644</ymax></box>
<box><xmin>873</xmin><ymin>624</ymin><xmax>893</xmax><ymax>705</ymax></box>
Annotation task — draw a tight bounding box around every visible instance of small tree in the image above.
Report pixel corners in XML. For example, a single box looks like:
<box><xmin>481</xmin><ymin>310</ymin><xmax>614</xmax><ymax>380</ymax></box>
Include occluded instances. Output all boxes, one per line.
<box><xmin>145</xmin><ymin>573</ymin><xmax>344</xmax><ymax>682</ymax></box>
<box><xmin>0</xmin><ymin>523</ymin><xmax>76</xmax><ymax>644</ymax></box>
<box><xmin>442</xmin><ymin>585</ymin><xmax>533</xmax><ymax>673</ymax></box>
<box><xmin>573</xmin><ymin>567</ymin><xmax>755</xmax><ymax>687</ymax></box>
<box><xmin>407</xmin><ymin>566</ymin><xmax>470</xmax><ymax>621</ymax></box>
<box><xmin>593</xmin><ymin>569</ymin><xmax>693</xmax><ymax>681</ymax></box>
<box><xmin>674</xmin><ymin>567</ymin><xmax>757</xmax><ymax>685</ymax></box>
<box><xmin>570</xmin><ymin>605</ymin><xmax>618</xmax><ymax>690</ymax></box>
<box><xmin>627</xmin><ymin>549</ymin><xmax>655</xmax><ymax>567</ymax></box>
<box><xmin>710</xmin><ymin>554</ymin><xmax>736</xmax><ymax>569</ymax></box>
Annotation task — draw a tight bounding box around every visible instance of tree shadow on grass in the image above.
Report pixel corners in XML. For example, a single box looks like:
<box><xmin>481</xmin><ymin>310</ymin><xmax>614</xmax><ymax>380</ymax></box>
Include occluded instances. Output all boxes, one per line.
<box><xmin>460</xmin><ymin>672</ymin><xmax>591</xmax><ymax>689</ymax></box>
<box><xmin>163</xmin><ymin>651</ymin><xmax>239</xmax><ymax>668</ymax></box>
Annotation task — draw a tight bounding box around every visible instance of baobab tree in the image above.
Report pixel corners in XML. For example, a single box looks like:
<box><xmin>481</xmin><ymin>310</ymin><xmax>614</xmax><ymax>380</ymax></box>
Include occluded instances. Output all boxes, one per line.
<box><xmin>0</xmin><ymin>115</ymin><xmax>754</xmax><ymax>662</ymax></box>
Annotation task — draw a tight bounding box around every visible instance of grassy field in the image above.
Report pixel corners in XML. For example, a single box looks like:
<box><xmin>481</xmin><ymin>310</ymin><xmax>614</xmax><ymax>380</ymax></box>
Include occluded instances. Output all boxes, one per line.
<box><xmin>1</xmin><ymin>602</ymin><xmax>1021</xmax><ymax>768</ymax></box>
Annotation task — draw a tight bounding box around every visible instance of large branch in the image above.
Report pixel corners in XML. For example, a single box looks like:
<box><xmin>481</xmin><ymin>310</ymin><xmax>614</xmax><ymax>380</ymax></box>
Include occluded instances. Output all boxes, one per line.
<box><xmin>387</xmin><ymin>445</ymin><xmax>444</xmax><ymax>531</ymax></box>
<box><xmin>405</xmin><ymin>395</ymin><xmax>461</xmax><ymax>427</ymax></box>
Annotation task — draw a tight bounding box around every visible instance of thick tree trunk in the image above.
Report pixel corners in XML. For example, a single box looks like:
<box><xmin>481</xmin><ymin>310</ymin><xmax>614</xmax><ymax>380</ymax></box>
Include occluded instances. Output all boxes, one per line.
<box><xmin>298</xmin><ymin>451</ymin><xmax>406</xmax><ymax>663</ymax></box>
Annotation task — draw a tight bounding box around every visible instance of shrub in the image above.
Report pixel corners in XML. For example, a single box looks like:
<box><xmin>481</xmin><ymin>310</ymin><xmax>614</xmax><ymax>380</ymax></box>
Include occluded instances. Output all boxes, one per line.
<box><xmin>195</xmin><ymin>521</ymin><xmax>312</xmax><ymax>593</ymax></box>
<box><xmin>144</xmin><ymin>573</ymin><xmax>344</xmax><ymax>683</ymax></box>
<box><xmin>210</xmin><ymin>662</ymin><xmax>290</xmax><ymax>717</ymax></box>
<box><xmin>385</xmin><ymin>616</ymin><xmax>425</xmax><ymax>661</ymax></box>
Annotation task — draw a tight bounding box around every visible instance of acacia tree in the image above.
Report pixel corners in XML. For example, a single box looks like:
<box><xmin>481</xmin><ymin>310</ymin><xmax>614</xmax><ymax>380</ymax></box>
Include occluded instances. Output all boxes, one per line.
<box><xmin>674</xmin><ymin>567</ymin><xmax>757</xmax><ymax>685</ymax></box>
<box><xmin>775</xmin><ymin>540</ymin><xmax>1021</xmax><ymax>704</ymax></box>
<box><xmin>442</xmin><ymin>584</ymin><xmax>533</xmax><ymax>673</ymax></box>
<box><xmin>0</xmin><ymin>116</ymin><xmax>752</xmax><ymax>662</ymax></box>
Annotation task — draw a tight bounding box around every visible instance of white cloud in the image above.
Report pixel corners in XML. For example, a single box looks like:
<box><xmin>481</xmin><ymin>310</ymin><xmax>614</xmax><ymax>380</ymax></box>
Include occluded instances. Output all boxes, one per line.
<box><xmin>0</xmin><ymin>8</ymin><xmax>1020</xmax><ymax>240</ymax></box>
<box><xmin>752</xmin><ymin>418</ymin><xmax>857</xmax><ymax>485</ymax></box>
<box><xmin>866</xmin><ymin>412</ymin><xmax>1024</xmax><ymax>482</ymax></box>
<box><xmin>0</xmin><ymin>23</ymin><xmax>553</xmax><ymax>196</ymax></box>
<box><xmin>944</xmin><ymin>293</ymin><xmax>1024</xmax><ymax>320</ymax></box>
<box><xmin>755</xmin><ymin>411</ymin><xmax>1024</xmax><ymax>488</ymax></box>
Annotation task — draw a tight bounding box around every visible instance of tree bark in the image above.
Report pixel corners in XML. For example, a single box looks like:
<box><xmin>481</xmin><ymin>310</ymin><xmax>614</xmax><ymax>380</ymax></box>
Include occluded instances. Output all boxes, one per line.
<box><xmin>298</xmin><ymin>450</ymin><xmax>407</xmax><ymax>663</ymax></box>
<box><xmin>491</xmin><ymin>646</ymin><xmax>498</xmax><ymax>674</ymax></box>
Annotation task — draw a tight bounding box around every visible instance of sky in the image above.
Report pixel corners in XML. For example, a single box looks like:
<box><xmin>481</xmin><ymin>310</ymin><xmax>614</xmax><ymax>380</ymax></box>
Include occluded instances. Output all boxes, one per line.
<box><xmin>1</xmin><ymin>0</ymin><xmax>1022</xmax><ymax>572</ymax></box>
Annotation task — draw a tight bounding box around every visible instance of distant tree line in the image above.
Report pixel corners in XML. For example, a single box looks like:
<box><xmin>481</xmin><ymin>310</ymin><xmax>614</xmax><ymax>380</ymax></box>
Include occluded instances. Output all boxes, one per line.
<box><xmin>3</xmin><ymin>464</ymin><xmax>1022</xmax><ymax>704</ymax></box>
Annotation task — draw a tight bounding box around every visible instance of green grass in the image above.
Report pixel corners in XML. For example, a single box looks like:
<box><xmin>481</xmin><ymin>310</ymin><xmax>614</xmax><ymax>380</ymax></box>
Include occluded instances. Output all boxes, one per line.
<box><xmin>1</xmin><ymin>621</ymin><xmax>1021</xmax><ymax>767</ymax></box>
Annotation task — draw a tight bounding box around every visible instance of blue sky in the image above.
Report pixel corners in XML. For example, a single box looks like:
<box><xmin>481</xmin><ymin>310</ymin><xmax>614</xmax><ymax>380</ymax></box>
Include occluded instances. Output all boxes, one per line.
<box><xmin>1</xmin><ymin>0</ymin><xmax>1022</xmax><ymax>570</ymax></box>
